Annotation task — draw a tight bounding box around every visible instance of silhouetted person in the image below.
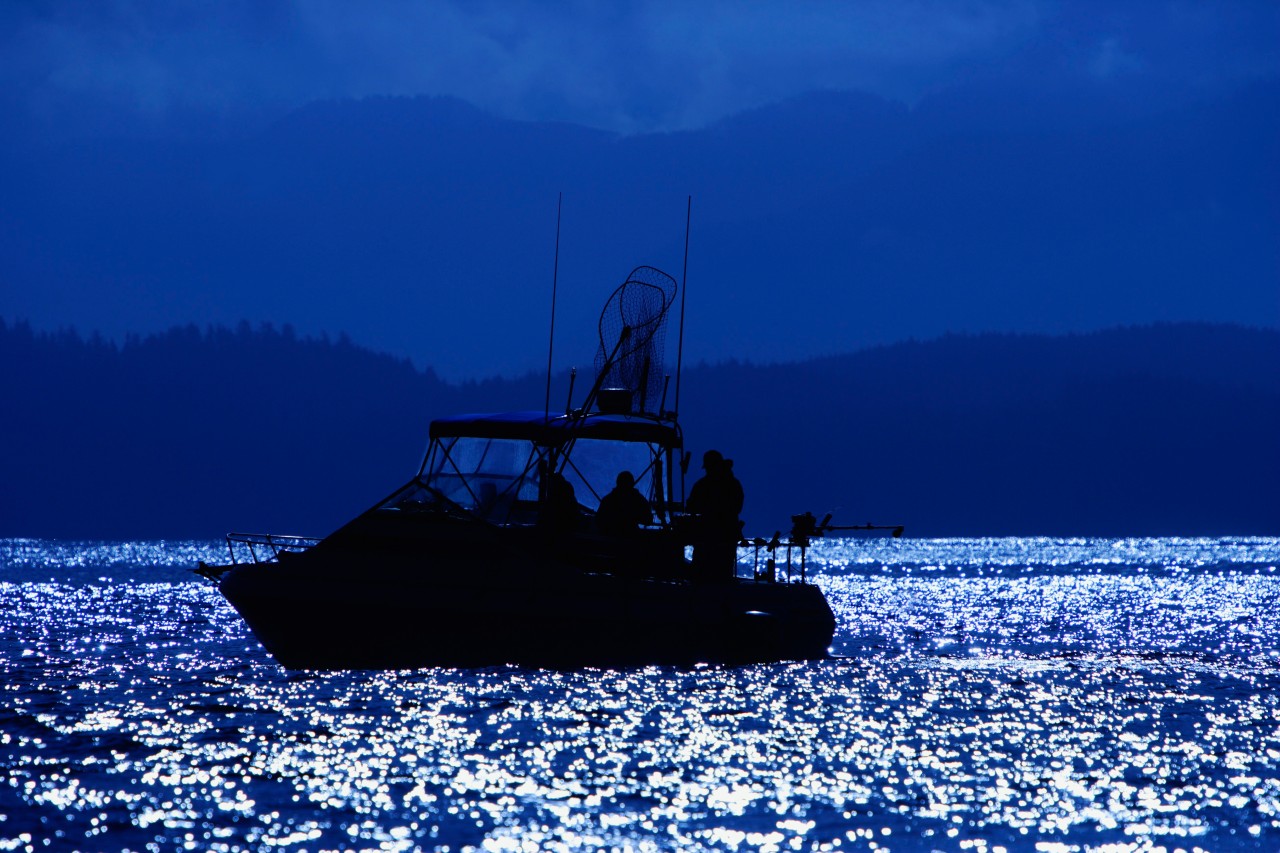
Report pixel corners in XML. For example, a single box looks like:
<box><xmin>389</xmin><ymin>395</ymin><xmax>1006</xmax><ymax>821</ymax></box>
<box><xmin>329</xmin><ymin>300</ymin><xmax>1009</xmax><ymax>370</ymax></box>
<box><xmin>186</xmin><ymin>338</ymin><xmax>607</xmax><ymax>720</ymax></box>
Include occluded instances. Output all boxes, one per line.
<box><xmin>540</xmin><ymin>471</ymin><xmax>580</xmax><ymax>534</ymax></box>
<box><xmin>686</xmin><ymin>449</ymin><xmax>744</xmax><ymax>580</ymax></box>
<box><xmin>475</xmin><ymin>481</ymin><xmax>500</xmax><ymax>519</ymax></box>
<box><xmin>596</xmin><ymin>470</ymin><xmax>653</xmax><ymax>537</ymax></box>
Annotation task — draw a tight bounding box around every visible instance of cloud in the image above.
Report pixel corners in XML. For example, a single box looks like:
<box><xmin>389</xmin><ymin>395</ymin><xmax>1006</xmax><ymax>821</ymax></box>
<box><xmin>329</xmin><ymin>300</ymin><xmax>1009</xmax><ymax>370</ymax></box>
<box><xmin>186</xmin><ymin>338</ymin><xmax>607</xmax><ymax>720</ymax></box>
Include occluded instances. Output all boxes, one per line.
<box><xmin>1</xmin><ymin>0</ymin><xmax>1276</xmax><ymax>138</ymax></box>
<box><xmin>227</xmin><ymin>0</ymin><xmax>1048</xmax><ymax>131</ymax></box>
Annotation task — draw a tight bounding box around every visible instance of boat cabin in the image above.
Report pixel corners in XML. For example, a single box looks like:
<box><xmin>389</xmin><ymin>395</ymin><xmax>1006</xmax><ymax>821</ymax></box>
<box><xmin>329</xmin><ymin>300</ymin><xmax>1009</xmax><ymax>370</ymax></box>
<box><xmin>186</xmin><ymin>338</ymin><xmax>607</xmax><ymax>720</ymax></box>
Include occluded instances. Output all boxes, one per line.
<box><xmin>378</xmin><ymin>410</ymin><xmax>685</xmax><ymax>531</ymax></box>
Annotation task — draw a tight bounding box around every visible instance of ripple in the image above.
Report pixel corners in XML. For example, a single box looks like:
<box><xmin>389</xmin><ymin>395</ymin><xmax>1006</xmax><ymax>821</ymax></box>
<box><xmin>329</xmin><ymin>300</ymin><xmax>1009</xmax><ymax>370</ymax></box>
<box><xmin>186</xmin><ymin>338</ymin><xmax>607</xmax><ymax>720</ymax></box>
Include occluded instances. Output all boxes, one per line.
<box><xmin>1</xmin><ymin>537</ymin><xmax>1278</xmax><ymax>851</ymax></box>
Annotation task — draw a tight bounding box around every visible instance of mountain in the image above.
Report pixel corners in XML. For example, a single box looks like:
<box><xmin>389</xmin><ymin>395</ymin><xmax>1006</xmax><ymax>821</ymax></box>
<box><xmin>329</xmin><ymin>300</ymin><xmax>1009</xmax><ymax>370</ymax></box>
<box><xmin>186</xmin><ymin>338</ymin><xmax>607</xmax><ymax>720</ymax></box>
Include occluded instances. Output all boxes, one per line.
<box><xmin>2</xmin><ymin>81</ymin><xmax>1276</xmax><ymax>379</ymax></box>
<box><xmin>2</xmin><ymin>319</ymin><xmax>1275</xmax><ymax>539</ymax></box>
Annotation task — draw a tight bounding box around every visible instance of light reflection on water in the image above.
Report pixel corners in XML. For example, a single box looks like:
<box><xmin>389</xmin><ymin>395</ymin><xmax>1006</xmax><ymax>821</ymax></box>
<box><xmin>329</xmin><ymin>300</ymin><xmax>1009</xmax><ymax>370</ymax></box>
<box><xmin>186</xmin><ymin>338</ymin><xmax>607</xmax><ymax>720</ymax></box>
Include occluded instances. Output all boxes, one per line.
<box><xmin>1</xmin><ymin>537</ymin><xmax>1278</xmax><ymax>852</ymax></box>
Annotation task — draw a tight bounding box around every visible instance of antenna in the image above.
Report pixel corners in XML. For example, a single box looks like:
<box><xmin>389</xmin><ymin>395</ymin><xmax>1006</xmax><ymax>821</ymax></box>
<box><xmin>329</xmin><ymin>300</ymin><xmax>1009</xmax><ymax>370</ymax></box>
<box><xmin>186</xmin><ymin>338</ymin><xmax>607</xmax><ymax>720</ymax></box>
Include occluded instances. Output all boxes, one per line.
<box><xmin>673</xmin><ymin>195</ymin><xmax>691</xmax><ymax>418</ymax></box>
<box><xmin>564</xmin><ymin>367</ymin><xmax>577</xmax><ymax>415</ymax></box>
<box><xmin>544</xmin><ymin>192</ymin><xmax>563</xmax><ymax>421</ymax></box>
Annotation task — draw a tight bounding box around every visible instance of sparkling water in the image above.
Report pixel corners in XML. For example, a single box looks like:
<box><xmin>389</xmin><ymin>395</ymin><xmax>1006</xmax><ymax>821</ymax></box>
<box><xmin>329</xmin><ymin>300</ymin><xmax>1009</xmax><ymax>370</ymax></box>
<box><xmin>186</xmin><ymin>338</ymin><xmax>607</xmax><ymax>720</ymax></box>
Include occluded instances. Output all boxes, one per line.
<box><xmin>2</xmin><ymin>537</ymin><xmax>1278</xmax><ymax>852</ymax></box>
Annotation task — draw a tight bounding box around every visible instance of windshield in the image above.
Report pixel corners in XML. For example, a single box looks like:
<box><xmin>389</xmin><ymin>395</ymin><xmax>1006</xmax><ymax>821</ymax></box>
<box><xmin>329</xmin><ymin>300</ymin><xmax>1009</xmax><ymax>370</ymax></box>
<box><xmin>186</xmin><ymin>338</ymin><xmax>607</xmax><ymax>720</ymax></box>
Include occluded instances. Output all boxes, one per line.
<box><xmin>558</xmin><ymin>438</ymin><xmax>662</xmax><ymax>510</ymax></box>
<box><xmin>388</xmin><ymin>434</ymin><xmax>670</xmax><ymax>524</ymax></box>
<box><xmin>425</xmin><ymin>437</ymin><xmax>541</xmax><ymax>513</ymax></box>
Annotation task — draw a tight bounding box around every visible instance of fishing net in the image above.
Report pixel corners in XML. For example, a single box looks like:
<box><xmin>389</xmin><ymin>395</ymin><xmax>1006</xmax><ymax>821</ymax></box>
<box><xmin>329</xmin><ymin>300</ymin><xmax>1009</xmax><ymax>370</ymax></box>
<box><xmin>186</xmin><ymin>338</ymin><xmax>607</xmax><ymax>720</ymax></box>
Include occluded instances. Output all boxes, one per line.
<box><xmin>594</xmin><ymin>266</ymin><xmax>678</xmax><ymax>415</ymax></box>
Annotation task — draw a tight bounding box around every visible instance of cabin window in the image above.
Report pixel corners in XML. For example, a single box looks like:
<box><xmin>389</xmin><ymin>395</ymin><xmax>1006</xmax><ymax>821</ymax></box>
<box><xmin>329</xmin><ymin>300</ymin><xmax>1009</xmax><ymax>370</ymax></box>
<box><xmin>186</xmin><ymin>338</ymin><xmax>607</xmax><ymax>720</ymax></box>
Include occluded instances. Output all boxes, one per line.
<box><xmin>425</xmin><ymin>437</ymin><xmax>541</xmax><ymax>513</ymax></box>
<box><xmin>559</xmin><ymin>439</ymin><xmax>663</xmax><ymax>510</ymax></box>
<box><xmin>393</xmin><ymin>433</ymin><xmax>670</xmax><ymax>524</ymax></box>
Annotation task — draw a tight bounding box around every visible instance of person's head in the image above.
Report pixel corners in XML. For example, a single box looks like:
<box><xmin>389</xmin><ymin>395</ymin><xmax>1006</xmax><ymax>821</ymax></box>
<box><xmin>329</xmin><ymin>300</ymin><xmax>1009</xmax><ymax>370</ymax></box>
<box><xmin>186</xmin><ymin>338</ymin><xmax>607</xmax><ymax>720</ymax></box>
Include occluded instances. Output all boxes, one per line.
<box><xmin>702</xmin><ymin>450</ymin><xmax>724</xmax><ymax>472</ymax></box>
<box><xmin>615</xmin><ymin>471</ymin><xmax>635</xmax><ymax>489</ymax></box>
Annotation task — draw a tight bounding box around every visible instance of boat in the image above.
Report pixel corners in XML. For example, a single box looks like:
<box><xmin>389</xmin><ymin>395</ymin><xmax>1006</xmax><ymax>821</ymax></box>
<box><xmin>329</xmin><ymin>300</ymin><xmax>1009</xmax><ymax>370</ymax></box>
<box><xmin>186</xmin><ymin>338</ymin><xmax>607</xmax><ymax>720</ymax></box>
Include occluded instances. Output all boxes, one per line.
<box><xmin>198</xmin><ymin>265</ymin><xmax>889</xmax><ymax>669</ymax></box>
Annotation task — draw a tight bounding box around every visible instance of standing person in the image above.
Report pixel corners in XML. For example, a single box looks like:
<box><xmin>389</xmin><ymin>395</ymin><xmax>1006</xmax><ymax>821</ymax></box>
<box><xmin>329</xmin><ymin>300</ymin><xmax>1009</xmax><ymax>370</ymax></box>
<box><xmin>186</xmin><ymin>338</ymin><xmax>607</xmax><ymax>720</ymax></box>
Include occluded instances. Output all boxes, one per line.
<box><xmin>596</xmin><ymin>471</ymin><xmax>653</xmax><ymax>537</ymax></box>
<box><xmin>685</xmin><ymin>450</ymin><xmax>744</xmax><ymax>580</ymax></box>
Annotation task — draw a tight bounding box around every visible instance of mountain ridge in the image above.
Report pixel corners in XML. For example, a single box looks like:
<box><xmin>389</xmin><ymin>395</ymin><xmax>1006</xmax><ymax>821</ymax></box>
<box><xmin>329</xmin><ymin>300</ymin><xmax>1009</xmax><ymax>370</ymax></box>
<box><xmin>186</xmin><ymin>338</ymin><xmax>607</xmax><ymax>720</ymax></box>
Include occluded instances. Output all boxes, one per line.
<box><xmin>3</xmin><ymin>80</ymin><xmax>1274</xmax><ymax>379</ymax></box>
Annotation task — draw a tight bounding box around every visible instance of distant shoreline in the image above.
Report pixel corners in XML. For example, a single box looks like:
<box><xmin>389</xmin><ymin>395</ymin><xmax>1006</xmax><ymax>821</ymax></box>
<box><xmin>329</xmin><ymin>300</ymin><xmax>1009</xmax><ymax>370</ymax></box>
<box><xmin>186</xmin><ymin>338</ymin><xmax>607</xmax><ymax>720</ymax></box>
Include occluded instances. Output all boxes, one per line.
<box><xmin>2</xmin><ymin>320</ymin><xmax>1276</xmax><ymax>540</ymax></box>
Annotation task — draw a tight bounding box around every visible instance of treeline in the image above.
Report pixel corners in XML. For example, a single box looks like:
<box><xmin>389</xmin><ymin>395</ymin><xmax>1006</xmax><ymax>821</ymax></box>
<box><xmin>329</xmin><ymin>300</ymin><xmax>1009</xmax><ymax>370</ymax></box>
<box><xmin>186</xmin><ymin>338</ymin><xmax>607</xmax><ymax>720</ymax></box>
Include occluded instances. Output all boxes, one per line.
<box><xmin>2</xmin><ymin>319</ymin><xmax>1277</xmax><ymax>538</ymax></box>
<box><xmin>678</xmin><ymin>325</ymin><xmax>1280</xmax><ymax>537</ymax></box>
<box><xmin>0</xmin><ymin>319</ymin><xmax>543</xmax><ymax>539</ymax></box>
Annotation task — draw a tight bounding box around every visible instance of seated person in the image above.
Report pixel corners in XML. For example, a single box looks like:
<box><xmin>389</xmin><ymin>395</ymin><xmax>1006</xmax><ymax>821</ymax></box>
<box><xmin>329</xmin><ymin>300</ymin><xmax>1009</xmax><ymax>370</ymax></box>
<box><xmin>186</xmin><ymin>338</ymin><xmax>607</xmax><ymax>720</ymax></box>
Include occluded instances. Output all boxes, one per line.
<box><xmin>475</xmin><ymin>481</ymin><xmax>501</xmax><ymax>518</ymax></box>
<box><xmin>595</xmin><ymin>471</ymin><xmax>653</xmax><ymax>537</ymax></box>
<box><xmin>539</xmin><ymin>471</ymin><xmax>581</xmax><ymax>534</ymax></box>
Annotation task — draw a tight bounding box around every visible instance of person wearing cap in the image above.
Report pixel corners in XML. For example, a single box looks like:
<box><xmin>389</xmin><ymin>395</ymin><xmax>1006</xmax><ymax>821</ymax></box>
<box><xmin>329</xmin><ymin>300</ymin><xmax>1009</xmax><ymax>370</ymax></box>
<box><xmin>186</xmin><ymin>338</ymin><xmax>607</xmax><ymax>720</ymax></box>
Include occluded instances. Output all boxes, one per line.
<box><xmin>685</xmin><ymin>449</ymin><xmax>744</xmax><ymax>579</ymax></box>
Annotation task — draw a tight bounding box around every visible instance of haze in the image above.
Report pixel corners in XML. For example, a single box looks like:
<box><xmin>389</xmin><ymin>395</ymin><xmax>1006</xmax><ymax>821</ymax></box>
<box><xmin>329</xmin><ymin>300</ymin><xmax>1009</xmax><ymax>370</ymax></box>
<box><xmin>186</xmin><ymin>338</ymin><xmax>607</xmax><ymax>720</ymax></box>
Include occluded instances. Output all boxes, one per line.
<box><xmin>2</xmin><ymin>1</ymin><xmax>1276</xmax><ymax>378</ymax></box>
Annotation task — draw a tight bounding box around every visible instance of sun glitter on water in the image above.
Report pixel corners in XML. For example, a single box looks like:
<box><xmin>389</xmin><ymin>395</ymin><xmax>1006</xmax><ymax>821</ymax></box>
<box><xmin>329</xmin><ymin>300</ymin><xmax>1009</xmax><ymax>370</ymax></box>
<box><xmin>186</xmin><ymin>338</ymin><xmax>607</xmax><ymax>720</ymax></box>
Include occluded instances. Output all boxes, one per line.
<box><xmin>1</xmin><ymin>537</ymin><xmax>1278</xmax><ymax>851</ymax></box>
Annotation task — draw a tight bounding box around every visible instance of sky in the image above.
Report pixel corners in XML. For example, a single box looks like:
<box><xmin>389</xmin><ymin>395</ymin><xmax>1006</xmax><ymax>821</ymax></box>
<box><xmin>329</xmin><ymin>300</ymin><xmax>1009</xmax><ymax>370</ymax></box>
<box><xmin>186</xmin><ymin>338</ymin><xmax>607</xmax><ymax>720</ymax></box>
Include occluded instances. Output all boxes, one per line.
<box><xmin>3</xmin><ymin>1</ymin><xmax>1277</xmax><ymax>139</ymax></box>
<box><xmin>1</xmin><ymin>1</ymin><xmax>1277</xmax><ymax>377</ymax></box>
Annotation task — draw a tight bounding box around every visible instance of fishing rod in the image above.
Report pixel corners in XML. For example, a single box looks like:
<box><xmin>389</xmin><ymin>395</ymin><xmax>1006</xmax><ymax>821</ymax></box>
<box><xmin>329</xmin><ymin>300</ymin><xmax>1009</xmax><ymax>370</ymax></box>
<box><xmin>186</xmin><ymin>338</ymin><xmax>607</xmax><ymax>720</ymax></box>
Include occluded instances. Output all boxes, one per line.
<box><xmin>790</xmin><ymin>511</ymin><xmax>904</xmax><ymax>545</ymax></box>
<box><xmin>741</xmin><ymin>513</ymin><xmax>905</xmax><ymax>584</ymax></box>
<box><xmin>543</xmin><ymin>192</ymin><xmax>563</xmax><ymax>421</ymax></box>
<box><xmin>672</xmin><ymin>195</ymin><xmax>691</xmax><ymax>419</ymax></box>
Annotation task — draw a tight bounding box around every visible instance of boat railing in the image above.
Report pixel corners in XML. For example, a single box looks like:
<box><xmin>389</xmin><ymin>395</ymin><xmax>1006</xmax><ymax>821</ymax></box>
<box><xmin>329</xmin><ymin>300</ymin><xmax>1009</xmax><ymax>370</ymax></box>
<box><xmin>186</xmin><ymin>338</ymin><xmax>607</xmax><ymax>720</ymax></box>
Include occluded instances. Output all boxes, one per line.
<box><xmin>738</xmin><ymin>512</ymin><xmax>905</xmax><ymax>583</ymax></box>
<box><xmin>738</xmin><ymin>534</ymin><xmax>808</xmax><ymax>584</ymax></box>
<box><xmin>225</xmin><ymin>532</ymin><xmax>322</xmax><ymax>565</ymax></box>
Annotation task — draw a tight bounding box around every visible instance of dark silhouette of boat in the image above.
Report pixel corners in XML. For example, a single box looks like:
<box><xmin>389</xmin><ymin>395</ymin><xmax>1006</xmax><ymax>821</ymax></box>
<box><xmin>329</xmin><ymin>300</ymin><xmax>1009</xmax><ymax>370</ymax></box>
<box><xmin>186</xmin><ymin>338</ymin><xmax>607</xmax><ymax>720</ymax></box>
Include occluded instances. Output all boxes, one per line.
<box><xmin>199</xmin><ymin>265</ymin><xmax>890</xmax><ymax>669</ymax></box>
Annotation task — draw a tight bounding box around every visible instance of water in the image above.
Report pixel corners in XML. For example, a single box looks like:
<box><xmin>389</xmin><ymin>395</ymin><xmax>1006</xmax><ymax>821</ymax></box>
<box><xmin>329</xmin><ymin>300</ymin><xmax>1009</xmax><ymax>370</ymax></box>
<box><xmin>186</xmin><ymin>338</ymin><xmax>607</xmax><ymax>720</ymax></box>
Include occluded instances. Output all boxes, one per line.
<box><xmin>2</xmin><ymin>537</ymin><xmax>1279</xmax><ymax>852</ymax></box>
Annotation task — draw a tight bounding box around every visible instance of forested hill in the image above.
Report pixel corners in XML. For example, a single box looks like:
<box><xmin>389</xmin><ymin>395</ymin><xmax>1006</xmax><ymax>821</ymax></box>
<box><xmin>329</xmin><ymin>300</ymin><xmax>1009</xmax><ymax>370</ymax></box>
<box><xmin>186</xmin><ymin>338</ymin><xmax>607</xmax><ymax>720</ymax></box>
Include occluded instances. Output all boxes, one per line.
<box><xmin>2</xmin><ymin>319</ymin><xmax>1276</xmax><ymax>539</ymax></box>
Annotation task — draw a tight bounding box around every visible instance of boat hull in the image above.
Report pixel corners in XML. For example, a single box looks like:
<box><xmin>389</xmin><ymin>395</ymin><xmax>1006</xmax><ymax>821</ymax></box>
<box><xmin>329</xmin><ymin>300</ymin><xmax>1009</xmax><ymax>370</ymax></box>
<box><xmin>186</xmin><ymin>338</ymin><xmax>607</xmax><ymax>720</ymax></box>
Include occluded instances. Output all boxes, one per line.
<box><xmin>217</xmin><ymin>550</ymin><xmax>835</xmax><ymax>669</ymax></box>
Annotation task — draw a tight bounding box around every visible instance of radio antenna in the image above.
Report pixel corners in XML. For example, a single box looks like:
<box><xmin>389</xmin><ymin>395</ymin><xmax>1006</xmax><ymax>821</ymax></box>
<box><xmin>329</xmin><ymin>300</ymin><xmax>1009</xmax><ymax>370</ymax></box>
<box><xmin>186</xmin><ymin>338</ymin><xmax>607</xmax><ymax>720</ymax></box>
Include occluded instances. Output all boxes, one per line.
<box><xmin>544</xmin><ymin>192</ymin><xmax>563</xmax><ymax>421</ymax></box>
<box><xmin>673</xmin><ymin>195</ymin><xmax>691</xmax><ymax>418</ymax></box>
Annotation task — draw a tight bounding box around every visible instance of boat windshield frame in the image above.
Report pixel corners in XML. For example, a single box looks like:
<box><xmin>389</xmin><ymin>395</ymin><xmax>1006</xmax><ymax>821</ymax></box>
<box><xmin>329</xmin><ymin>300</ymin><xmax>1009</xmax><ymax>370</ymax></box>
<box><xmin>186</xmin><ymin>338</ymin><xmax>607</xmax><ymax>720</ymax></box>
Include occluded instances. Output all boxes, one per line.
<box><xmin>426</xmin><ymin>410</ymin><xmax>682</xmax><ymax>448</ymax></box>
<box><xmin>382</xmin><ymin>411</ymin><xmax>683</xmax><ymax>527</ymax></box>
